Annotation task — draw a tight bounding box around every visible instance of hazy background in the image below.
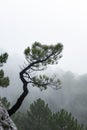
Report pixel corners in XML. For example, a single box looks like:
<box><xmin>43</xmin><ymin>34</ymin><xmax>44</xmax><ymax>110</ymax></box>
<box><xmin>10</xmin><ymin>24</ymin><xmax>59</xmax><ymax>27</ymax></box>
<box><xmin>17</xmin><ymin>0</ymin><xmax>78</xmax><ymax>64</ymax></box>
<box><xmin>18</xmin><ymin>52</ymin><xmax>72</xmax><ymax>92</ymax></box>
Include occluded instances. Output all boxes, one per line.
<box><xmin>0</xmin><ymin>0</ymin><xmax>87</xmax><ymax>125</ymax></box>
<box><xmin>1</xmin><ymin>55</ymin><xmax>87</xmax><ymax>125</ymax></box>
<box><xmin>0</xmin><ymin>0</ymin><xmax>87</xmax><ymax>74</ymax></box>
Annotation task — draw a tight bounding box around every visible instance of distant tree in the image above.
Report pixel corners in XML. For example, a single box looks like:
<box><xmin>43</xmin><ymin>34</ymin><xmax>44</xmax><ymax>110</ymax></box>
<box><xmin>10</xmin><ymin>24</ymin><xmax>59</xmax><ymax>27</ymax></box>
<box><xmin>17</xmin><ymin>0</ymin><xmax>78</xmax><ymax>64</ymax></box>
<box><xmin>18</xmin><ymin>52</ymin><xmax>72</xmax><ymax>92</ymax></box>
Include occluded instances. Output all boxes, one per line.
<box><xmin>12</xmin><ymin>112</ymin><xmax>27</xmax><ymax>130</ymax></box>
<box><xmin>13</xmin><ymin>98</ymin><xmax>52</xmax><ymax>130</ymax></box>
<box><xmin>50</xmin><ymin>109</ymin><xmax>85</xmax><ymax>130</ymax></box>
<box><xmin>25</xmin><ymin>98</ymin><xmax>51</xmax><ymax>130</ymax></box>
<box><xmin>13</xmin><ymin>99</ymin><xmax>86</xmax><ymax>130</ymax></box>
<box><xmin>8</xmin><ymin>42</ymin><xmax>63</xmax><ymax>116</ymax></box>
<box><xmin>12</xmin><ymin>99</ymin><xmax>51</xmax><ymax>130</ymax></box>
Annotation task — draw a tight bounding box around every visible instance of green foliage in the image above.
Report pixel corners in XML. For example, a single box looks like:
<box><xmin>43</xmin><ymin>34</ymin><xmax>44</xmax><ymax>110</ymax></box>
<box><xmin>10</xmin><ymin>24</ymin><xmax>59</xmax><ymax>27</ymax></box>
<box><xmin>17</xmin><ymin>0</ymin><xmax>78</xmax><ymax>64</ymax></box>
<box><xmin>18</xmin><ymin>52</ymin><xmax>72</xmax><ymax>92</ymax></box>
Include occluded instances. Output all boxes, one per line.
<box><xmin>0</xmin><ymin>69</ymin><xmax>9</xmax><ymax>87</ymax></box>
<box><xmin>24</xmin><ymin>42</ymin><xmax>63</xmax><ymax>65</ymax></box>
<box><xmin>26</xmin><ymin>98</ymin><xmax>52</xmax><ymax>130</ymax></box>
<box><xmin>24</xmin><ymin>47</ymin><xmax>30</xmax><ymax>56</ymax></box>
<box><xmin>12</xmin><ymin>112</ymin><xmax>27</xmax><ymax>130</ymax></box>
<box><xmin>13</xmin><ymin>99</ymin><xmax>52</xmax><ymax>130</ymax></box>
<box><xmin>50</xmin><ymin>109</ymin><xmax>85</xmax><ymax>130</ymax></box>
<box><xmin>0</xmin><ymin>97</ymin><xmax>10</xmax><ymax>109</ymax></box>
<box><xmin>0</xmin><ymin>53</ymin><xmax>8</xmax><ymax>66</ymax></box>
<box><xmin>0</xmin><ymin>52</ymin><xmax>10</xmax><ymax>108</ymax></box>
<box><xmin>23</xmin><ymin>42</ymin><xmax>63</xmax><ymax>90</ymax></box>
<box><xmin>13</xmin><ymin>99</ymin><xmax>86</xmax><ymax>130</ymax></box>
<box><xmin>32</xmin><ymin>74</ymin><xmax>61</xmax><ymax>90</ymax></box>
<box><xmin>0</xmin><ymin>53</ymin><xmax>9</xmax><ymax>87</ymax></box>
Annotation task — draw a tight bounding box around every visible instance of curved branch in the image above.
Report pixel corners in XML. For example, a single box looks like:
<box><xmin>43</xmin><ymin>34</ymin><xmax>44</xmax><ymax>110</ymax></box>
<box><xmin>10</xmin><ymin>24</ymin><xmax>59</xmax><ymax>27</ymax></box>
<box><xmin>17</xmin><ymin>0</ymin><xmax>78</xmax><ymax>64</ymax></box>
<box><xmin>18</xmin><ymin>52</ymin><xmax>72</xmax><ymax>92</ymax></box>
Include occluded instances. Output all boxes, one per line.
<box><xmin>8</xmin><ymin>84</ymin><xmax>28</xmax><ymax>116</ymax></box>
<box><xmin>7</xmin><ymin>50</ymin><xmax>57</xmax><ymax>116</ymax></box>
<box><xmin>8</xmin><ymin>72</ymin><xmax>29</xmax><ymax>116</ymax></box>
<box><xmin>22</xmin><ymin>50</ymin><xmax>56</xmax><ymax>74</ymax></box>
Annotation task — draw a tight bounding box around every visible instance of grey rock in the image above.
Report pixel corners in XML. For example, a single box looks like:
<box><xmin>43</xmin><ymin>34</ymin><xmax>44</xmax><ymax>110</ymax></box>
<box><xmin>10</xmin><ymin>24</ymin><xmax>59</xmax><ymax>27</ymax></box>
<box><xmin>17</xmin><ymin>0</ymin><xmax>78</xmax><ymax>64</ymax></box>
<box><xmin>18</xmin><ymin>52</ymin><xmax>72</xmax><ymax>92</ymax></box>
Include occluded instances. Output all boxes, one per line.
<box><xmin>0</xmin><ymin>101</ymin><xmax>17</xmax><ymax>130</ymax></box>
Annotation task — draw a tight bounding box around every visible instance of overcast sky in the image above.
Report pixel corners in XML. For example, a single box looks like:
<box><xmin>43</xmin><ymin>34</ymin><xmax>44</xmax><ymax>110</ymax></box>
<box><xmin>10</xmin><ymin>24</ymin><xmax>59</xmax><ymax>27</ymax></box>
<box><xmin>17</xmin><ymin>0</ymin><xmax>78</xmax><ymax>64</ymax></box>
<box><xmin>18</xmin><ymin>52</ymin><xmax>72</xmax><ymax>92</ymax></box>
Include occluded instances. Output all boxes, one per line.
<box><xmin>0</xmin><ymin>0</ymin><xmax>87</xmax><ymax>74</ymax></box>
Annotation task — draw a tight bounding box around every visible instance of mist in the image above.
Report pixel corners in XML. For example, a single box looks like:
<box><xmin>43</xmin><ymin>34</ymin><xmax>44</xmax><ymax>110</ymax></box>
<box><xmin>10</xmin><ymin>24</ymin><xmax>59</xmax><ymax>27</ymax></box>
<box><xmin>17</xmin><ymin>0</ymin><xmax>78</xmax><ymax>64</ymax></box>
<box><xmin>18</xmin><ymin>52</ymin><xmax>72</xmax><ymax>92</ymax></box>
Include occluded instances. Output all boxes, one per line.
<box><xmin>0</xmin><ymin>53</ymin><xmax>87</xmax><ymax>125</ymax></box>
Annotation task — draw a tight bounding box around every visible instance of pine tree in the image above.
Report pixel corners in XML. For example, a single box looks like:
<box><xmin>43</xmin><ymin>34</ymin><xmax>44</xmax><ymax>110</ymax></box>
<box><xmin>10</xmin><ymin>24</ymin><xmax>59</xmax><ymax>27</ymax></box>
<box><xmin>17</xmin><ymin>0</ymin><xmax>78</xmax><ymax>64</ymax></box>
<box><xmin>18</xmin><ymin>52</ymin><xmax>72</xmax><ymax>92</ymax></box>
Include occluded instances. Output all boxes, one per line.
<box><xmin>13</xmin><ymin>99</ymin><xmax>86</xmax><ymax>130</ymax></box>
<box><xmin>26</xmin><ymin>98</ymin><xmax>52</xmax><ymax>130</ymax></box>
<box><xmin>8</xmin><ymin>42</ymin><xmax>63</xmax><ymax>116</ymax></box>
<box><xmin>0</xmin><ymin>52</ymin><xmax>10</xmax><ymax>108</ymax></box>
<box><xmin>50</xmin><ymin>109</ymin><xmax>85</xmax><ymax>130</ymax></box>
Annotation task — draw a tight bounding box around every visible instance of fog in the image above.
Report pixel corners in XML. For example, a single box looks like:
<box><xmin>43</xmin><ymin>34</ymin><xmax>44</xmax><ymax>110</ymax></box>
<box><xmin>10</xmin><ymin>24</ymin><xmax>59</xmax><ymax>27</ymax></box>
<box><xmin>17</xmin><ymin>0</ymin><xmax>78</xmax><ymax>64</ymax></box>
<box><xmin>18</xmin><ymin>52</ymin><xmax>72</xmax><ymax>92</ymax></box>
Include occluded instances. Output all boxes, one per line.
<box><xmin>0</xmin><ymin>0</ymin><xmax>87</xmax><ymax>75</ymax></box>
<box><xmin>1</xmin><ymin>53</ymin><xmax>87</xmax><ymax>125</ymax></box>
<box><xmin>0</xmin><ymin>0</ymin><xmax>87</xmax><ymax>127</ymax></box>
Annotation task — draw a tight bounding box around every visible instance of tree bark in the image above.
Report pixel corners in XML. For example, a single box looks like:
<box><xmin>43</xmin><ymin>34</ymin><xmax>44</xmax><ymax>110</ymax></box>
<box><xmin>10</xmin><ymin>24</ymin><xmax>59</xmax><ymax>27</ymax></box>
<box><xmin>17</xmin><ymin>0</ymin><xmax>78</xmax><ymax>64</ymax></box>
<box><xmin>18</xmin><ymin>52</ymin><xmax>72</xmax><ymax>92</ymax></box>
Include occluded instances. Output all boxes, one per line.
<box><xmin>7</xmin><ymin>49</ymin><xmax>58</xmax><ymax>116</ymax></box>
<box><xmin>8</xmin><ymin>72</ymin><xmax>29</xmax><ymax>116</ymax></box>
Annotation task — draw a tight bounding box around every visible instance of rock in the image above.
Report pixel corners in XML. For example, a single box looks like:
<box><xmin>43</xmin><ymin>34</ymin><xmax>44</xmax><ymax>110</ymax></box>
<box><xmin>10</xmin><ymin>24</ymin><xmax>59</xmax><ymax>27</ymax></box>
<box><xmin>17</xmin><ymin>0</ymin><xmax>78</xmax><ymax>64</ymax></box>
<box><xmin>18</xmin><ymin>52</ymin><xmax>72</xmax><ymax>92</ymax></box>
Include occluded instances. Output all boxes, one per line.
<box><xmin>0</xmin><ymin>101</ymin><xmax>17</xmax><ymax>130</ymax></box>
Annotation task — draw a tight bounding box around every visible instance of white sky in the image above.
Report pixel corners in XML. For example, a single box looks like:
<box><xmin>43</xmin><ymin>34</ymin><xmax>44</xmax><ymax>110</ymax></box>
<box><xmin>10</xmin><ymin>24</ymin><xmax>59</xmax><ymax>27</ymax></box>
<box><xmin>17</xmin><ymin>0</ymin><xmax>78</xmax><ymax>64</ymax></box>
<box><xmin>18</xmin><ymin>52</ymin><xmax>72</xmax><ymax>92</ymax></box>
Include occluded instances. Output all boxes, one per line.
<box><xmin>0</xmin><ymin>0</ymin><xmax>87</xmax><ymax>74</ymax></box>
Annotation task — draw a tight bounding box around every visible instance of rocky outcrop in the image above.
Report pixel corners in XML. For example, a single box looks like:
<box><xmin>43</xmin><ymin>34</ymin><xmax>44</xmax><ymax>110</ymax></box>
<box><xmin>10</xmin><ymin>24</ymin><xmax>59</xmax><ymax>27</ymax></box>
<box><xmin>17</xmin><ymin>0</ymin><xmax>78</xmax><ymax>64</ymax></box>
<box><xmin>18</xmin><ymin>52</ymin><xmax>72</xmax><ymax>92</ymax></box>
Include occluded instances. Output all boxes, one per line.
<box><xmin>0</xmin><ymin>101</ymin><xmax>17</xmax><ymax>130</ymax></box>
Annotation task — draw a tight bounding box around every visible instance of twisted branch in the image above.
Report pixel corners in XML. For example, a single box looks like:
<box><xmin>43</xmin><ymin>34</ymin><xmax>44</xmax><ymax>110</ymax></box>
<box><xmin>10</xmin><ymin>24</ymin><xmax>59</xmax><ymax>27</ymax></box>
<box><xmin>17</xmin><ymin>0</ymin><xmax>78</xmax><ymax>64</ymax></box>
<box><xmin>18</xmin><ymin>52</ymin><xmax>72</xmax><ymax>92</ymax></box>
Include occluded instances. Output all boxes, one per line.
<box><xmin>8</xmin><ymin>51</ymin><xmax>56</xmax><ymax>116</ymax></box>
